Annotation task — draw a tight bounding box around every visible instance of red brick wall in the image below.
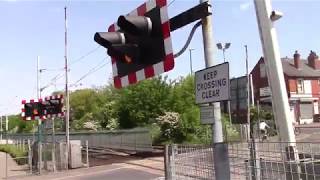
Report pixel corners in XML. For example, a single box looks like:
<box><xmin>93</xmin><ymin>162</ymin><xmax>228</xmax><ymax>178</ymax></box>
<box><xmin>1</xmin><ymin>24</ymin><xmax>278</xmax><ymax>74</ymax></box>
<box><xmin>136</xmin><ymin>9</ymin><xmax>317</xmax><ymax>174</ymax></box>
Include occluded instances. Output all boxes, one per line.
<box><xmin>250</xmin><ymin>58</ymin><xmax>270</xmax><ymax>101</ymax></box>
<box><xmin>288</xmin><ymin>79</ymin><xmax>297</xmax><ymax>93</ymax></box>
<box><xmin>315</xmin><ymin>61</ymin><xmax>320</xmax><ymax>69</ymax></box>
<box><xmin>311</xmin><ymin>80</ymin><xmax>320</xmax><ymax>98</ymax></box>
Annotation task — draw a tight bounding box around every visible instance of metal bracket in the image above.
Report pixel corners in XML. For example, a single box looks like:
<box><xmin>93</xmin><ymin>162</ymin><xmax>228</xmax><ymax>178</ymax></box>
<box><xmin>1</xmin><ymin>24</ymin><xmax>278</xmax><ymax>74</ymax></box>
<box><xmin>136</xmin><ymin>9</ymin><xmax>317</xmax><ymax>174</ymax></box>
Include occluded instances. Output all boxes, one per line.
<box><xmin>169</xmin><ymin>1</ymin><xmax>211</xmax><ymax>32</ymax></box>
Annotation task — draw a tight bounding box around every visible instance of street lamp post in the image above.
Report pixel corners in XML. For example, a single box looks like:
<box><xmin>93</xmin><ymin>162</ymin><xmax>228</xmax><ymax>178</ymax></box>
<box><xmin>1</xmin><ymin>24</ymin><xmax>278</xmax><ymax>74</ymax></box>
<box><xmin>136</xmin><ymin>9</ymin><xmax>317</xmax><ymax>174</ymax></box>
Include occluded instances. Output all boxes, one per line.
<box><xmin>216</xmin><ymin>43</ymin><xmax>231</xmax><ymax>62</ymax></box>
<box><xmin>189</xmin><ymin>48</ymin><xmax>195</xmax><ymax>74</ymax></box>
<box><xmin>216</xmin><ymin>42</ymin><xmax>232</xmax><ymax>124</ymax></box>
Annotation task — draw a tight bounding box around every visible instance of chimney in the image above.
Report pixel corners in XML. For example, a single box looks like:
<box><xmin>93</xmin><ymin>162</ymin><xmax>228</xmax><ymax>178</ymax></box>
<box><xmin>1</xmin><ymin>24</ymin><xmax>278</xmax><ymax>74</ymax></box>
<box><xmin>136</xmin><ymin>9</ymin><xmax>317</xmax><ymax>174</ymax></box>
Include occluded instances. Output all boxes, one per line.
<box><xmin>308</xmin><ymin>50</ymin><xmax>320</xmax><ymax>70</ymax></box>
<box><xmin>294</xmin><ymin>50</ymin><xmax>302</xmax><ymax>69</ymax></box>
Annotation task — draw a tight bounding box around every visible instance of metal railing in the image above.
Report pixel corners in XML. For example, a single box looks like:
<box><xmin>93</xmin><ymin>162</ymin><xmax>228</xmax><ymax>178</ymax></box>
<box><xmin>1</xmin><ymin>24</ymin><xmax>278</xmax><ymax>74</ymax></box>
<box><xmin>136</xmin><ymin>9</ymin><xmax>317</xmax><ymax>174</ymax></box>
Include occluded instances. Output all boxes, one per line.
<box><xmin>165</xmin><ymin>142</ymin><xmax>320</xmax><ymax>180</ymax></box>
<box><xmin>8</xmin><ymin>128</ymin><xmax>153</xmax><ymax>153</ymax></box>
<box><xmin>0</xmin><ymin>139</ymin><xmax>90</xmax><ymax>179</ymax></box>
<box><xmin>0</xmin><ymin>140</ymin><xmax>32</xmax><ymax>179</ymax></box>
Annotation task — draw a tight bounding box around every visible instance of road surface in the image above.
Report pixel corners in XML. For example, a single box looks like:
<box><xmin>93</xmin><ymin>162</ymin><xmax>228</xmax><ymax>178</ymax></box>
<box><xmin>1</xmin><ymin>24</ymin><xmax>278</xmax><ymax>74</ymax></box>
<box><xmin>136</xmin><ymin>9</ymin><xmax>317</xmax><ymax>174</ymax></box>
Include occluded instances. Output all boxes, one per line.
<box><xmin>7</xmin><ymin>157</ymin><xmax>164</xmax><ymax>180</ymax></box>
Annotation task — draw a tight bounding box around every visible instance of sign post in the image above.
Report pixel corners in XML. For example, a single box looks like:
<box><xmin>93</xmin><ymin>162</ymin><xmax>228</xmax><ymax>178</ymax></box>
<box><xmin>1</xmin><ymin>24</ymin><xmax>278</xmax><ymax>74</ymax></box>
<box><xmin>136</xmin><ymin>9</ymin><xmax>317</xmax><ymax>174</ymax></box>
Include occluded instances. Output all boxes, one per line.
<box><xmin>195</xmin><ymin>62</ymin><xmax>230</xmax><ymax>180</ymax></box>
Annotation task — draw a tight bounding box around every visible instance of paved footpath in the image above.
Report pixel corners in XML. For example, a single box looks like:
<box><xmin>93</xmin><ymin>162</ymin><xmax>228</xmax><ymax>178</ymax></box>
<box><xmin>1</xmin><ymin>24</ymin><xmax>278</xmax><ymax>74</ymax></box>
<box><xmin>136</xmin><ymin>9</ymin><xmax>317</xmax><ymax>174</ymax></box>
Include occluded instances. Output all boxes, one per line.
<box><xmin>6</xmin><ymin>157</ymin><xmax>164</xmax><ymax>180</ymax></box>
<box><xmin>0</xmin><ymin>152</ymin><xmax>29</xmax><ymax>179</ymax></box>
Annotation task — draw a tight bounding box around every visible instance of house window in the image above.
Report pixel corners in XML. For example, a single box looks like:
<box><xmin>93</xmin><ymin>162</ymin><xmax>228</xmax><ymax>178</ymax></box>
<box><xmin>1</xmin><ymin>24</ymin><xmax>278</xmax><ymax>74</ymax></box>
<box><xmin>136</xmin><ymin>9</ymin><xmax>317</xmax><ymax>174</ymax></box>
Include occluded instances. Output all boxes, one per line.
<box><xmin>297</xmin><ymin>79</ymin><xmax>304</xmax><ymax>93</ymax></box>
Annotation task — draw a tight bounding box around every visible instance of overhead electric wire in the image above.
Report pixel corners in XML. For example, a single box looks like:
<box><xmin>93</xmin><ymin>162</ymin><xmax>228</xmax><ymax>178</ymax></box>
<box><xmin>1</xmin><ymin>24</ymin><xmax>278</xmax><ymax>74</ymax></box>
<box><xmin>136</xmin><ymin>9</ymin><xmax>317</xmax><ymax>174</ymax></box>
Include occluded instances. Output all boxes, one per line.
<box><xmin>71</xmin><ymin>57</ymin><xmax>108</xmax><ymax>85</ymax></box>
<box><xmin>68</xmin><ymin>46</ymin><xmax>101</xmax><ymax>66</ymax></box>
<box><xmin>41</xmin><ymin>46</ymin><xmax>103</xmax><ymax>90</ymax></box>
<box><xmin>72</xmin><ymin>63</ymin><xmax>107</xmax><ymax>85</ymax></box>
<box><xmin>168</xmin><ymin>0</ymin><xmax>176</xmax><ymax>7</ymax></box>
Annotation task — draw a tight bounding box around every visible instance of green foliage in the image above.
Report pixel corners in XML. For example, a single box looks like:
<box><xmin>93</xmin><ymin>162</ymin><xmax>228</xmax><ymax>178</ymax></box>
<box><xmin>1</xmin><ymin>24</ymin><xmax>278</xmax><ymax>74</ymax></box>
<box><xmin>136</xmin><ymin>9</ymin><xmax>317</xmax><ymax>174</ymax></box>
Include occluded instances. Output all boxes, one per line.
<box><xmin>156</xmin><ymin>112</ymin><xmax>181</xmax><ymax>142</ymax></box>
<box><xmin>7</xmin><ymin>115</ymin><xmax>37</xmax><ymax>133</ymax></box>
<box><xmin>249</xmin><ymin>106</ymin><xmax>277</xmax><ymax>136</ymax></box>
<box><xmin>148</xmin><ymin>123</ymin><xmax>162</xmax><ymax>145</ymax></box>
<box><xmin>250</xmin><ymin>106</ymin><xmax>274</xmax><ymax>125</ymax></box>
<box><xmin>115</xmin><ymin>76</ymin><xmax>172</xmax><ymax>128</ymax></box>
<box><xmin>153</xmin><ymin>75</ymin><xmax>212</xmax><ymax>144</ymax></box>
<box><xmin>7</xmin><ymin>74</ymin><xmax>239</xmax><ymax>145</ymax></box>
<box><xmin>70</xmin><ymin>89</ymin><xmax>100</xmax><ymax>121</ymax></box>
<box><xmin>222</xmin><ymin>114</ymin><xmax>240</xmax><ymax>142</ymax></box>
<box><xmin>93</xmin><ymin>101</ymin><xmax>118</xmax><ymax>130</ymax></box>
<box><xmin>0</xmin><ymin>144</ymin><xmax>27</xmax><ymax>165</ymax></box>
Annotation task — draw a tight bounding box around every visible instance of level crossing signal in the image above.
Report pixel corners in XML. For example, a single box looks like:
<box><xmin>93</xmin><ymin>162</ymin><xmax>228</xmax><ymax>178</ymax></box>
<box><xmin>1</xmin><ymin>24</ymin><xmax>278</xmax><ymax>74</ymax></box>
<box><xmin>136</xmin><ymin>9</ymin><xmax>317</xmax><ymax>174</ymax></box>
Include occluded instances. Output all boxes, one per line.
<box><xmin>24</xmin><ymin>102</ymin><xmax>43</xmax><ymax>118</ymax></box>
<box><xmin>21</xmin><ymin>95</ymin><xmax>64</xmax><ymax>121</ymax></box>
<box><xmin>94</xmin><ymin>0</ymin><xmax>174</xmax><ymax>88</ymax></box>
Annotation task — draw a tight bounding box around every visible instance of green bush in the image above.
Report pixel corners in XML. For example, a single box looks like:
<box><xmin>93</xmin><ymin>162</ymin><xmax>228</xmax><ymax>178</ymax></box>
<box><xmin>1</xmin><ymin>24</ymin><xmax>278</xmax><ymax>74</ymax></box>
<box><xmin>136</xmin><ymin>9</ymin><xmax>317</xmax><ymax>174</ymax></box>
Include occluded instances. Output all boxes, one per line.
<box><xmin>0</xmin><ymin>144</ymin><xmax>28</xmax><ymax>165</ymax></box>
<box><xmin>148</xmin><ymin>123</ymin><xmax>162</xmax><ymax>145</ymax></box>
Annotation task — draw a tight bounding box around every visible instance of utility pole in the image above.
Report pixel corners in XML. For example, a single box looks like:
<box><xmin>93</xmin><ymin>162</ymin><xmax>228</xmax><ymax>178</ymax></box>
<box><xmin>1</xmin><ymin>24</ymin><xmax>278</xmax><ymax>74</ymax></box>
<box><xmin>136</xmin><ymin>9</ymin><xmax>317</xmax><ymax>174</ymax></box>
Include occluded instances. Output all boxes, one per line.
<box><xmin>257</xmin><ymin>100</ymin><xmax>261</xmax><ymax>140</ymax></box>
<box><xmin>5</xmin><ymin>115</ymin><xmax>8</xmax><ymax>133</ymax></box>
<box><xmin>0</xmin><ymin>116</ymin><xmax>2</xmax><ymax>141</ymax></box>
<box><xmin>37</xmin><ymin>56</ymin><xmax>42</xmax><ymax>99</ymax></box>
<box><xmin>5</xmin><ymin>114</ymin><xmax>8</xmax><ymax>179</ymax></box>
<box><xmin>36</xmin><ymin>56</ymin><xmax>42</xmax><ymax>174</ymax></box>
<box><xmin>250</xmin><ymin>74</ymin><xmax>255</xmax><ymax>107</ymax></box>
<box><xmin>223</xmin><ymin>49</ymin><xmax>226</xmax><ymax>62</ymax></box>
<box><xmin>246</xmin><ymin>45</ymin><xmax>259</xmax><ymax>180</ymax></box>
<box><xmin>200</xmin><ymin>0</ymin><xmax>223</xmax><ymax>143</ymax></box>
<box><xmin>245</xmin><ymin>45</ymin><xmax>250</xmax><ymax>140</ymax></box>
<box><xmin>189</xmin><ymin>48</ymin><xmax>194</xmax><ymax>75</ymax></box>
<box><xmin>52</xmin><ymin>117</ymin><xmax>56</xmax><ymax>172</ymax></box>
<box><xmin>200</xmin><ymin>0</ymin><xmax>229</xmax><ymax>179</ymax></box>
<box><xmin>64</xmin><ymin>6</ymin><xmax>70</xmax><ymax>169</ymax></box>
<box><xmin>254</xmin><ymin>0</ymin><xmax>297</xmax><ymax>159</ymax></box>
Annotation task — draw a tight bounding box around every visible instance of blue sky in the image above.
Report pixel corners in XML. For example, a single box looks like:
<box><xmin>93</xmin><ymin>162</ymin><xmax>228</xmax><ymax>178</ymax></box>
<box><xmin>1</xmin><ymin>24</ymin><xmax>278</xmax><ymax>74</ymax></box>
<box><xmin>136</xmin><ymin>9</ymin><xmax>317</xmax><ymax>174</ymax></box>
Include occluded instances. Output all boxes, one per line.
<box><xmin>0</xmin><ymin>0</ymin><xmax>319</xmax><ymax>115</ymax></box>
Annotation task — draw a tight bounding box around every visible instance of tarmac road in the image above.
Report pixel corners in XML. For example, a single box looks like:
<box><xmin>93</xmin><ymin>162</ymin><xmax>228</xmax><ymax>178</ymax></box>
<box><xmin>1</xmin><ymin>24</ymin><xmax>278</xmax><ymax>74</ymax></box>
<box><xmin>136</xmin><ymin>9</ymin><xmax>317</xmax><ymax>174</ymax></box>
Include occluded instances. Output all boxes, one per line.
<box><xmin>54</xmin><ymin>167</ymin><xmax>160</xmax><ymax>180</ymax></box>
<box><xmin>7</xmin><ymin>157</ymin><xmax>164</xmax><ymax>180</ymax></box>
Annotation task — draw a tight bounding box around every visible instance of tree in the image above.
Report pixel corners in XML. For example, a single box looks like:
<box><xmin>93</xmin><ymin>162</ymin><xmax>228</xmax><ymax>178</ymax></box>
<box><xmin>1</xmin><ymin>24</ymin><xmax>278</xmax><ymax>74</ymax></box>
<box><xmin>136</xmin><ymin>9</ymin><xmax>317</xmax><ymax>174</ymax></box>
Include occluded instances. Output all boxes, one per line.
<box><xmin>69</xmin><ymin>89</ymin><xmax>100</xmax><ymax>121</ymax></box>
<box><xmin>115</xmin><ymin>76</ymin><xmax>172</xmax><ymax>129</ymax></box>
<box><xmin>156</xmin><ymin>112</ymin><xmax>181</xmax><ymax>142</ymax></box>
<box><xmin>7</xmin><ymin>115</ymin><xmax>37</xmax><ymax>133</ymax></box>
<box><xmin>168</xmin><ymin>75</ymin><xmax>211</xmax><ymax>143</ymax></box>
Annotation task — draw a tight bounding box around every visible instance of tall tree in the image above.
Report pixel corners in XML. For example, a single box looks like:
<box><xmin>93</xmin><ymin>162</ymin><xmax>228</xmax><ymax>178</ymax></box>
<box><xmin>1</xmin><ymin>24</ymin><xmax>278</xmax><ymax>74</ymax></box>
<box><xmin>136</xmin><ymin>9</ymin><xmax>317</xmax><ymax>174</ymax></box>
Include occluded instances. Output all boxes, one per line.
<box><xmin>116</xmin><ymin>76</ymin><xmax>172</xmax><ymax>128</ymax></box>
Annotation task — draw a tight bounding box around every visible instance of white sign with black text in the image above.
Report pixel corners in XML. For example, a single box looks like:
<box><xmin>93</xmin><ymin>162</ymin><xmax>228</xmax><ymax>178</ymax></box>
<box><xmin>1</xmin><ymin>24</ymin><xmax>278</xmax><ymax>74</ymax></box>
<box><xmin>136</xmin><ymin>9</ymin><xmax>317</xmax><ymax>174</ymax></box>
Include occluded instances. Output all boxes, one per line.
<box><xmin>200</xmin><ymin>105</ymin><xmax>214</xmax><ymax>124</ymax></box>
<box><xmin>195</xmin><ymin>63</ymin><xmax>230</xmax><ymax>104</ymax></box>
<box><xmin>260</xmin><ymin>86</ymin><xmax>271</xmax><ymax>97</ymax></box>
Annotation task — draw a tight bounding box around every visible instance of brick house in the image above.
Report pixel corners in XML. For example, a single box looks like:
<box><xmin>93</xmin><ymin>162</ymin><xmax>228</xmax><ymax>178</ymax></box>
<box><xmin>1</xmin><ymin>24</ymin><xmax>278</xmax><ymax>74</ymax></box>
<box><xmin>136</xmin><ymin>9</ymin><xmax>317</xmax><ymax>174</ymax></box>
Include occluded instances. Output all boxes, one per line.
<box><xmin>251</xmin><ymin>51</ymin><xmax>320</xmax><ymax>124</ymax></box>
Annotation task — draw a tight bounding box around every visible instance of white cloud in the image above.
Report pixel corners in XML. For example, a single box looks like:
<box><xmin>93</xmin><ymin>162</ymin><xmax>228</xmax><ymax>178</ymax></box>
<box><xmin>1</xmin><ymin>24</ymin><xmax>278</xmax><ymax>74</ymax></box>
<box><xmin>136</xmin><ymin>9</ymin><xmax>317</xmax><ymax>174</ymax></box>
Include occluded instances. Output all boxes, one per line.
<box><xmin>240</xmin><ymin>1</ymin><xmax>252</xmax><ymax>11</ymax></box>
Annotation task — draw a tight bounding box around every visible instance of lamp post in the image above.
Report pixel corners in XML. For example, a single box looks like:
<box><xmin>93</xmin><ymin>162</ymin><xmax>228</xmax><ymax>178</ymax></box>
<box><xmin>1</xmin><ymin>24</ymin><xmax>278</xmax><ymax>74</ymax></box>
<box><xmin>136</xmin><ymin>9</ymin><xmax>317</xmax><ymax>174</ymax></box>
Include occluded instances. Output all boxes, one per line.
<box><xmin>188</xmin><ymin>48</ymin><xmax>195</xmax><ymax>74</ymax></box>
<box><xmin>216</xmin><ymin>43</ymin><xmax>232</xmax><ymax>124</ymax></box>
<box><xmin>216</xmin><ymin>43</ymin><xmax>231</xmax><ymax>62</ymax></box>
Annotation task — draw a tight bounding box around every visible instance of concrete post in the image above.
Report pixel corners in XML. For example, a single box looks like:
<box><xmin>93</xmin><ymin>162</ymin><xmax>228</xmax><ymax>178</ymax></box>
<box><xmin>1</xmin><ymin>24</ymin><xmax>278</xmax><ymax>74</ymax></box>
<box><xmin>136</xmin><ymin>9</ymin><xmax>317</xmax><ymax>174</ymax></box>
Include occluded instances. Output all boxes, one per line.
<box><xmin>200</xmin><ymin>0</ymin><xmax>230</xmax><ymax>179</ymax></box>
<box><xmin>170</xmin><ymin>145</ymin><xmax>176</xmax><ymax>180</ymax></box>
<box><xmin>28</xmin><ymin>139</ymin><xmax>32</xmax><ymax>174</ymax></box>
<box><xmin>86</xmin><ymin>140</ymin><xmax>89</xmax><ymax>168</ymax></box>
<box><xmin>164</xmin><ymin>145</ymin><xmax>170</xmax><ymax>180</ymax></box>
<box><xmin>254</xmin><ymin>0</ymin><xmax>297</xmax><ymax>149</ymax></box>
<box><xmin>52</xmin><ymin>118</ymin><xmax>56</xmax><ymax>172</ymax></box>
<box><xmin>38</xmin><ymin>142</ymin><xmax>42</xmax><ymax>174</ymax></box>
<box><xmin>200</xmin><ymin>0</ymin><xmax>223</xmax><ymax>143</ymax></box>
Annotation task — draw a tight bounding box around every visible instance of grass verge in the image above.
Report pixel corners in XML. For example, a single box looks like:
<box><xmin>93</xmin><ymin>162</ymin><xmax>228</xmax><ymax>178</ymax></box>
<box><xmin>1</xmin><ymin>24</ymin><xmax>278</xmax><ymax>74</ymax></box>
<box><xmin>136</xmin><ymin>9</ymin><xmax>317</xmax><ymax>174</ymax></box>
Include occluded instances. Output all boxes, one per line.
<box><xmin>0</xmin><ymin>144</ymin><xmax>28</xmax><ymax>165</ymax></box>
